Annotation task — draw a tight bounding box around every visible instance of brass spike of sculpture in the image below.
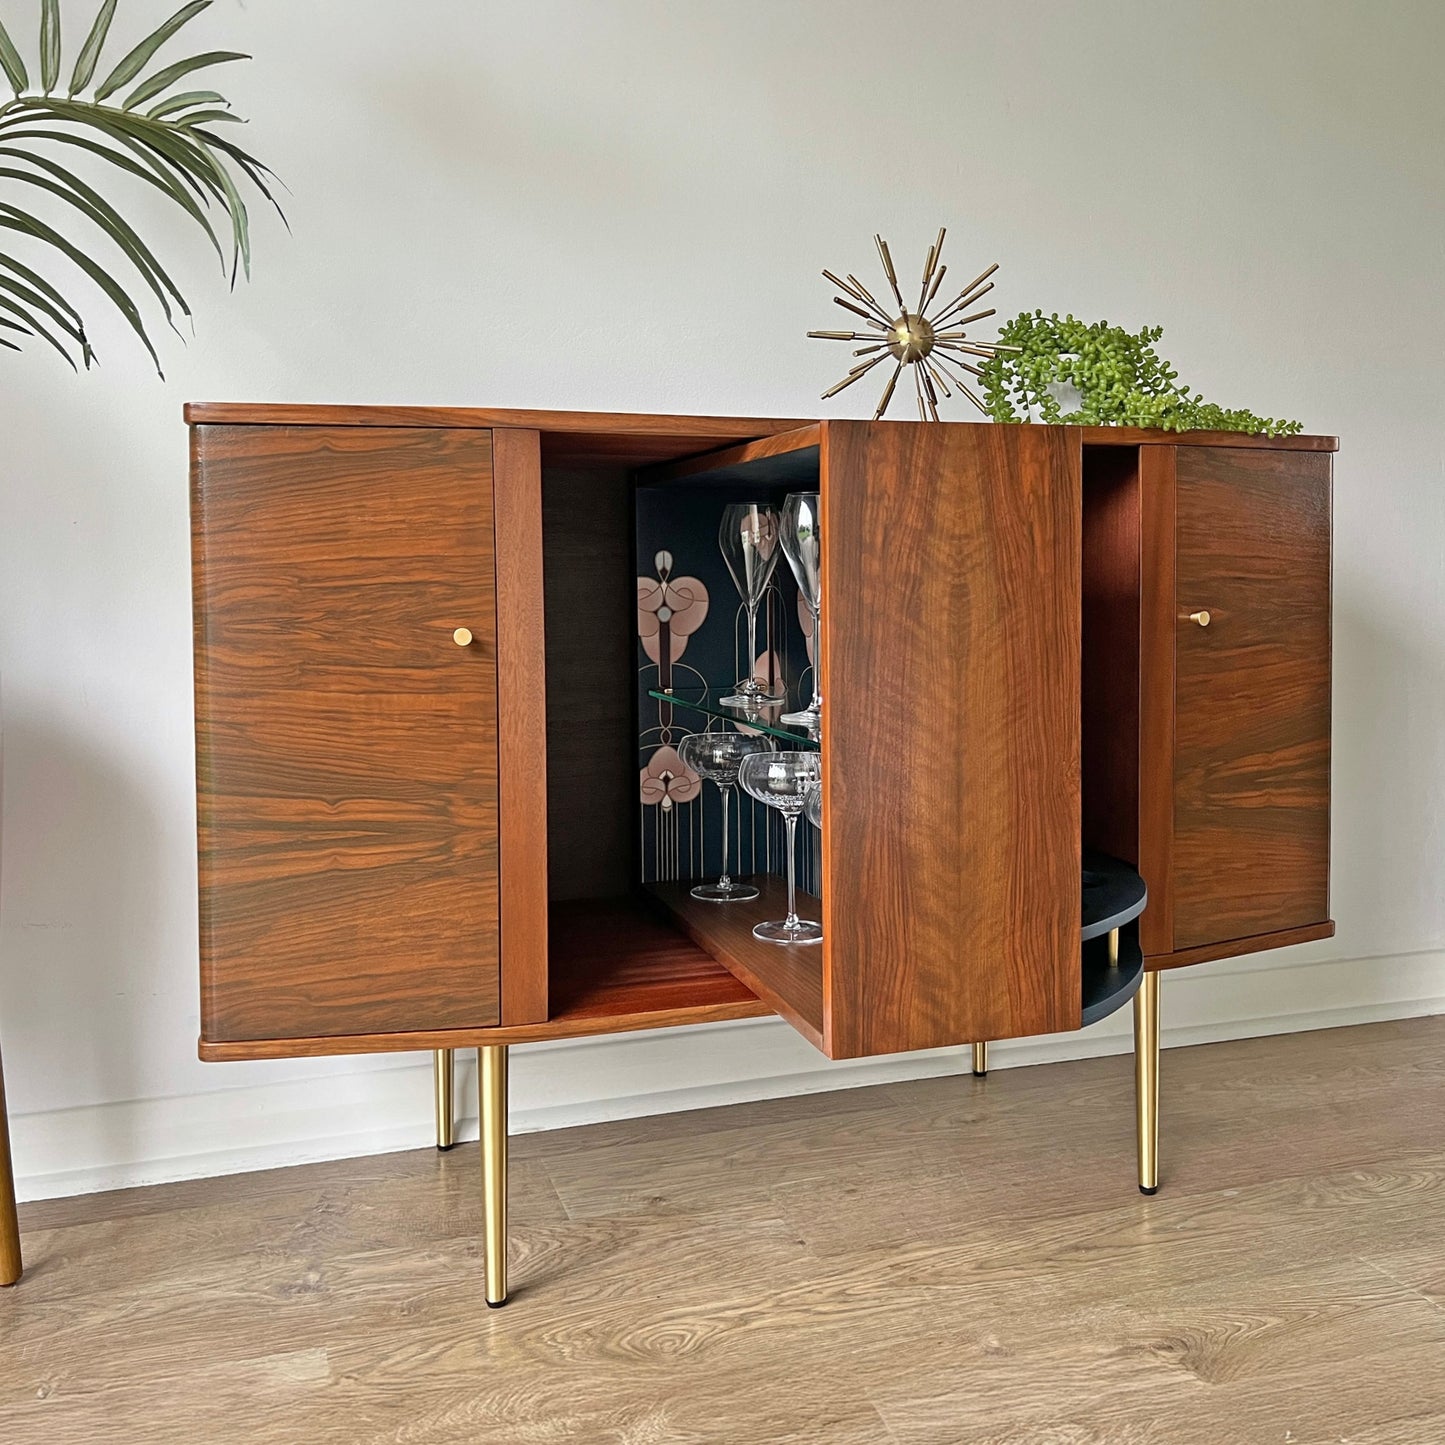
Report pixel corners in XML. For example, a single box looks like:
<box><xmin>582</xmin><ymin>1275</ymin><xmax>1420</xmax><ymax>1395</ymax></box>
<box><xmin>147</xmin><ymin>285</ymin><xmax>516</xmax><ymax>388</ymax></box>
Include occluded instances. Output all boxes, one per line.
<box><xmin>808</xmin><ymin>229</ymin><xmax>1019</xmax><ymax>421</ymax></box>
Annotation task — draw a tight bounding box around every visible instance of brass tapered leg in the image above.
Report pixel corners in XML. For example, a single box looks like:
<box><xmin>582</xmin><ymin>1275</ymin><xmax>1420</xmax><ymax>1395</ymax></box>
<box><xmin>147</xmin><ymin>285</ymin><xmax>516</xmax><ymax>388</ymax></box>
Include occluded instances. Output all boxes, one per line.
<box><xmin>480</xmin><ymin>1044</ymin><xmax>509</xmax><ymax>1307</ymax></box>
<box><xmin>0</xmin><ymin>1046</ymin><xmax>21</xmax><ymax>1287</ymax></box>
<box><xmin>1134</xmin><ymin>970</ymin><xmax>1160</xmax><ymax>1195</ymax></box>
<box><xmin>434</xmin><ymin>1049</ymin><xmax>455</xmax><ymax>1151</ymax></box>
<box><xmin>971</xmin><ymin>1042</ymin><xmax>988</xmax><ymax>1077</ymax></box>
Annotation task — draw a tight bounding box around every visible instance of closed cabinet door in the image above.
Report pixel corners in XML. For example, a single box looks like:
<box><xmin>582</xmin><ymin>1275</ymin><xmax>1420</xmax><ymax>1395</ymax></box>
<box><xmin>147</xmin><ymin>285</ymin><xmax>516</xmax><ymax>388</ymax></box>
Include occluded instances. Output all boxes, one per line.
<box><xmin>821</xmin><ymin>421</ymin><xmax>1082</xmax><ymax>1057</ymax></box>
<box><xmin>191</xmin><ymin>424</ymin><xmax>500</xmax><ymax>1044</ymax></box>
<box><xmin>1172</xmin><ymin>446</ymin><xmax>1332</xmax><ymax>952</ymax></box>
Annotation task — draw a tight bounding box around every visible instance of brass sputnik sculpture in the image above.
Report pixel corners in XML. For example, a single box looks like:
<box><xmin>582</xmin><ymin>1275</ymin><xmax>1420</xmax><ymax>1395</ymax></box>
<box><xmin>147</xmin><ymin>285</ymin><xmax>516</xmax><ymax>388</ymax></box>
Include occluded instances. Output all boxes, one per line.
<box><xmin>808</xmin><ymin>229</ymin><xmax>1018</xmax><ymax>421</ymax></box>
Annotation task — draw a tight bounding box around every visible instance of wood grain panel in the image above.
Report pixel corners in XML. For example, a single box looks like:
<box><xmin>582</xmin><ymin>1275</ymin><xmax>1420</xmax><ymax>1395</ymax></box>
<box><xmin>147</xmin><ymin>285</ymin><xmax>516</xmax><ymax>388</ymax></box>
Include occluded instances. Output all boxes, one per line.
<box><xmin>1079</xmin><ymin>426</ymin><xmax>1338</xmax><ymax>452</ymax></box>
<box><xmin>547</xmin><ymin>898</ymin><xmax>769</xmax><ymax>1025</ymax></box>
<box><xmin>641</xmin><ymin>424</ymin><xmax>822</xmax><ymax>484</ymax></box>
<box><xmin>1146</xmin><ymin>919</ymin><xmax>1336</xmax><ymax>972</ymax></box>
<box><xmin>541</xmin><ymin>467</ymin><xmax>636</xmax><ymax>901</ymax></box>
<box><xmin>1138</xmin><ymin>445</ymin><xmax>1178</xmax><ymax>956</ymax></box>
<box><xmin>492</xmin><ymin>429</ymin><xmax>549</xmax><ymax>1024</ymax></box>
<box><xmin>648</xmin><ymin>878</ymin><xmax>825</xmax><ymax>1049</ymax></box>
<box><xmin>821</xmin><ymin>421</ymin><xmax>1081</xmax><ymax>1057</ymax></box>
<box><xmin>197</xmin><ymin>898</ymin><xmax>771</xmax><ymax>1059</ymax></box>
<box><xmin>191</xmin><ymin>425</ymin><xmax>500</xmax><ymax>1041</ymax></box>
<box><xmin>183</xmin><ymin>404</ymin><xmax>814</xmax><ymax>471</ymax></box>
<box><xmin>1172</xmin><ymin>446</ymin><xmax>1332</xmax><ymax>950</ymax></box>
<box><xmin>183</xmin><ymin>406</ymin><xmax>1336</xmax><ymax>457</ymax></box>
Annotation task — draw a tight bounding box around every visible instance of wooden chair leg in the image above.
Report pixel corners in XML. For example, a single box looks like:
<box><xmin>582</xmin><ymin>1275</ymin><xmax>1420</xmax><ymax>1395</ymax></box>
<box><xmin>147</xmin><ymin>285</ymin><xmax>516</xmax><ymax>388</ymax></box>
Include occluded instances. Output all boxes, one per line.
<box><xmin>0</xmin><ymin>1045</ymin><xmax>22</xmax><ymax>1286</ymax></box>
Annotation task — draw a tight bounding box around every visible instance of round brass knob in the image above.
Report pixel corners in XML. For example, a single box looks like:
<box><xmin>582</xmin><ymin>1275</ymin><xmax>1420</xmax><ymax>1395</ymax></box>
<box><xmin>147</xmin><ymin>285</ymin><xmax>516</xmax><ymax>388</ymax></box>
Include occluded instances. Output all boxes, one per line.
<box><xmin>1187</xmin><ymin>610</ymin><xmax>1211</xmax><ymax>628</ymax></box>
<box><xmin>453</xmin><ymin>627</ymin><xmax>473</xmax><ymax>647</ymax></box>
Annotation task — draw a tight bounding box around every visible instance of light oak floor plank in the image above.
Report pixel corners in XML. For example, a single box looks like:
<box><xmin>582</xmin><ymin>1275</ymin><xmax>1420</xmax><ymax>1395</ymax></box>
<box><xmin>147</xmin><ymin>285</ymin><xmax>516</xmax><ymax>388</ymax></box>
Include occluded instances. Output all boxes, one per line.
<box><xmin>2</xmin><ymin>1018</ymin><xmax>1444</xmax><ymax>1444</ymax></box>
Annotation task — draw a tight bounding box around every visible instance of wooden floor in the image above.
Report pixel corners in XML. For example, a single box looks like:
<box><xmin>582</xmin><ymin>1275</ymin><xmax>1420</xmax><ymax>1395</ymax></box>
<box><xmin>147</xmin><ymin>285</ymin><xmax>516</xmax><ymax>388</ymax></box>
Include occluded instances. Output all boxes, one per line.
<box><xmin>3</xmin><ymin>1017</ymin><xmax>1445</xmax><ymax>1444</ymax></box>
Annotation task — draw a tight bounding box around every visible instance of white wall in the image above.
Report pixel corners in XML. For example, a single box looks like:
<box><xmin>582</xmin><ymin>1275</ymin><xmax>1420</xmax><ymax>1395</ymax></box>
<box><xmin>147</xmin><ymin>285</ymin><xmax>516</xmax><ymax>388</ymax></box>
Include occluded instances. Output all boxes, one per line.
<box><xmin>2</xmin><ymin>0</ymin><xmax>1442</xmax><ymax>1200</ymax></box>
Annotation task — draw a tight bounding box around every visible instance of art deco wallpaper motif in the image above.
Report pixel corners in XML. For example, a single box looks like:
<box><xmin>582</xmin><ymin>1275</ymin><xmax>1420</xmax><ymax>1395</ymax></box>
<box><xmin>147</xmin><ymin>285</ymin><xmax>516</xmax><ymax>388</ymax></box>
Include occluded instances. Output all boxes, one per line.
<box><xmin>634</xmin><ymin>485</ymin><xmax>818</xmax><ymax>894</ymax></box>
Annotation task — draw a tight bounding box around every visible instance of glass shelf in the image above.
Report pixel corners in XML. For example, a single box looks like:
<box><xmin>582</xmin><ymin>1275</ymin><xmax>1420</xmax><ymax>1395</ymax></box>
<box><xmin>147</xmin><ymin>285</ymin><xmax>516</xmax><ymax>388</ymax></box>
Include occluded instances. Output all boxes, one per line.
<box><xmin>646</xmin><ymin>687</ymin><xmax>820</xmax><ymax>749</ymax></box>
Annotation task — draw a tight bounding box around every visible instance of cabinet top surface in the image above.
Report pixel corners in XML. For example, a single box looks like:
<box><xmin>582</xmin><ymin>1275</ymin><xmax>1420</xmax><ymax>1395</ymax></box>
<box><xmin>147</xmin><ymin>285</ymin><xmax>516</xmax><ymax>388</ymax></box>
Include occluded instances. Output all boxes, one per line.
<box><xmin>183</xmin><ymin>403</ymin><xmax>1337</xmax><ymax>453</ymax></box>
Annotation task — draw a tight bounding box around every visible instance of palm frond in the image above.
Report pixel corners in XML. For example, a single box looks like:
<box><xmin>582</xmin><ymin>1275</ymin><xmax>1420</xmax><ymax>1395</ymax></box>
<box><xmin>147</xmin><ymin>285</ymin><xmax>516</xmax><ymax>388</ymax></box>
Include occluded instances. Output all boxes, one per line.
<box><xmin>0</xmin><ymin>123</ymin><xmax>225</xmax><ymax>261</ymax></box>
<box><xmin>143</xmin><ymin>86</ymin><xmax>222</xmax><ymax>119</ymax></box>
<box><xmin>68</xmin><ymin>0</ymin><xmax>116</xmax><ymax>94</ymax></box>
<box><xmin>0</xmin><ymin>18</ymin><xmax>29</xmax><ymax>93</ymax></box>
<box><xmin>39</xmin><ymin>0</ymin><xmax>61</xmax><ymax>93</ymax></box>
<box><xmin>0</xmin><ymin>152</ymin><xmax>190</xmax><ymax>326</ymax></box>
<box><xmin>0</xmin><ymin>0</ymin><xmax>278</xmax><ymax>372</ymax></box>
<box><xmin>93</xmin><ymin>0</ymin><xmax>209</xmax><ymax>102</ymax></box>
<box><xmin>0</xmin><ymin>265</ymin><xmax>91</xmax><ymax>365</ymax></box>
<box><xmin>0</xmin><ymin>201</ymin><xmax>162</xmax><ymax>369</ymax></box>
<box><xmin>122</xmin><ymin>48</ymin><xmax>245</xmax><ymax>111</ymax></box>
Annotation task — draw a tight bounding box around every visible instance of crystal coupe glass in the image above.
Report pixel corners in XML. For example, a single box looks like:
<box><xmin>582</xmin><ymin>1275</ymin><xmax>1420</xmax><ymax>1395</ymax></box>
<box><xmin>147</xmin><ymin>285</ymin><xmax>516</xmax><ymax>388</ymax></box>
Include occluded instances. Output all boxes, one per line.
<box><xmin>678</xmin><ymin>730</ymin><xmax>773</xmax><ymax>902</ymax></box>
<box><xmin>738</xmin><ymin>750</ymin><xmax>823</xmax><ymax>945</ymax></box>
<box><xmin>779</xmin><ymin>492</ymin><xmax>822</xmax><ymax>728</ymax></box>
<box><xmin>719</xmin><ymin>503</ymin><xmax>784</xmax><ymax>706</ymax></box>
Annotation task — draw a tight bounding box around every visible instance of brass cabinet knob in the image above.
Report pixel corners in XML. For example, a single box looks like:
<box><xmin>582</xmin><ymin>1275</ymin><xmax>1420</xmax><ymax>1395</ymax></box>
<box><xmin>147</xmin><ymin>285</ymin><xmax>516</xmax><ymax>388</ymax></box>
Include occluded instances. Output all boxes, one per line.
<box><xmin>1186</xmin><ymin>610</ymin><xmax>1211</xmax><ymax>628</ymax></box>
<box><xmin>453</xmin><ymin>627</ymin><xmax>473</xmax><ymax>647</ymax></box>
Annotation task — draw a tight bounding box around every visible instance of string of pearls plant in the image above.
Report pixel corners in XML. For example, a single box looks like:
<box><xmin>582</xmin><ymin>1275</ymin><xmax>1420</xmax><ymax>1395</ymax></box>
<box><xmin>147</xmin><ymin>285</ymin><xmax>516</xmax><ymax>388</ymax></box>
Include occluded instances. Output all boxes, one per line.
<box><xmin>977</xmin><ymin>311</ymin><xmax>1302</xmax><ymax>436</ymax></box>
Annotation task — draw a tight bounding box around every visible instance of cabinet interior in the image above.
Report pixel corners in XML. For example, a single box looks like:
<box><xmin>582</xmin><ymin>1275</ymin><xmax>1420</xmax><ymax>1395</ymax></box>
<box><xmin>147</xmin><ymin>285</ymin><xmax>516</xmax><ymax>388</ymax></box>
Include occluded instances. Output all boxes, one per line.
<box><xmin>534</xmin><ymin>429</ymin><xmax>1149</xmax><ymax>1044</ymax></box>
<box><xmin>1082</xmin><ymin>444</ymin><xmax>1141</xmax><ymax>870</ymax></box>
<box><xmin>536</xmin><ymin>432</ymin><xmax>826</xmax><ymax>1035</ymax></box>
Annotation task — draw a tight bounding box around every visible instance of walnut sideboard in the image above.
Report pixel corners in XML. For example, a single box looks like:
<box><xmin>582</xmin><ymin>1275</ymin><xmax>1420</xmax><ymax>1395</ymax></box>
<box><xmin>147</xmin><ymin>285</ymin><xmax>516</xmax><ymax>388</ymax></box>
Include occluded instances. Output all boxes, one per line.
<box><xmin>187</xmin><ymin>405</ymin><xmax>1335</xmax><ymax>1306</ymax></box>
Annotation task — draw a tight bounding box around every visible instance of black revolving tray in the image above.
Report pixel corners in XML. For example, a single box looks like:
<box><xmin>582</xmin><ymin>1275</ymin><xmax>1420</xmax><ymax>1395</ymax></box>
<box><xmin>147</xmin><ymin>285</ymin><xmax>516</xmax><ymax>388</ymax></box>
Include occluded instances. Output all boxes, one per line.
<box><xmin>1079</xmin><ymin>852</ymin><xmax>1148</xmax><ymax>1027</ymax></box>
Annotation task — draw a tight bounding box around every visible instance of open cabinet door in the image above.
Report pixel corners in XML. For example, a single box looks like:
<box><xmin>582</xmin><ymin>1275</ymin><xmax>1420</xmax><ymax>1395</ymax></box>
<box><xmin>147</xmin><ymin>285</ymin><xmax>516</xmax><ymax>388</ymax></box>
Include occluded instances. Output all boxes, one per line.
<box><xmin>1169</xmin><ymin>445</ymin><xmax>1332</xmax><ymax>955</ymax></box>
<box><xmin>820</xmin><ymin>422</ymin><xmax>1081</xmax><ymax>1058</ymax></box>
<box><xmin>191</xmin><ymin>424</ymin><xmax>501</xmax><ymax>1046</ymax></box>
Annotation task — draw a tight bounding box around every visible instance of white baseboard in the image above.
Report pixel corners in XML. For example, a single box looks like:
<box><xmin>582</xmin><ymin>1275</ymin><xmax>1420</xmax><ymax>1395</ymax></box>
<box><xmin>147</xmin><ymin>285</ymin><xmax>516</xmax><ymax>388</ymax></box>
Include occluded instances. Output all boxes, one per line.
<box><xmin>11</xmin><ymin>946</ymin><xmax>1445</xmax><ymax>1203</ymax></box>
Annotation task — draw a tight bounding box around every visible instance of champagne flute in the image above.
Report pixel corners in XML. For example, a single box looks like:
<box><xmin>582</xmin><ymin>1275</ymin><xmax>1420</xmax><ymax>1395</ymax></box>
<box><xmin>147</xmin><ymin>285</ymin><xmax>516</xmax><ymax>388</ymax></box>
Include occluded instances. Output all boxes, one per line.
<box><xmin>719</xmin><ymin>503</ymin><xmax>784</xmax><ymax>706</ymax></box>
<box><xmin>678</xmin><ymin>731</ymin><xmax>772</xmax><ymax>902</ymax></box>
<box><xmin>739</xmin><ymin>751</ymin><xmax>823</xmax><ymax>945</ymax></box>
<box><xmin>780</xmin><ymin>492</ymin><xmax>822</xmax><ymax>728</ymax></box>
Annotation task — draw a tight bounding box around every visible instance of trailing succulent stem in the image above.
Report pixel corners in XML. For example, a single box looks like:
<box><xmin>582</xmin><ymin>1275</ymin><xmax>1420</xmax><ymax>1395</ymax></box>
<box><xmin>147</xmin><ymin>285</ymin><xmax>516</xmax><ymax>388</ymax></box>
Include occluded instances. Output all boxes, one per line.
<box><xmin>978</xmin><ymin>311</ymin><xmax>1302</xmax><ymax>436</ymax></box>
<box><xmin>0</xmin><ymin>0</ymin><xmax>281</xmax><ymax>373</ymax></box>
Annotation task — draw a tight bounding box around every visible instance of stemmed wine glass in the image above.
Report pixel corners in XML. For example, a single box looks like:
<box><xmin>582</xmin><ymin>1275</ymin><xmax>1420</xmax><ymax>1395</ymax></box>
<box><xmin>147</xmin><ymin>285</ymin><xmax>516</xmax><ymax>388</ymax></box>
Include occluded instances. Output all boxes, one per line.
<box><xmin>780</xmin><ymin>492</ymin><xmax>822</xmax><ymax>728</ymax></box>
<box><xmin>739</xmin><ymin>751</ymin><xmax>823</xmax><ymax>945</ymax></box>
<box><xmin>719</xmin><ymin>503</ymin><xmax>784</xmax><ymax>707</ymax></box>
<box><xmin>678</xmin><ymin>731</ymin><xmax>773</xmax><ymax>902</ymax></box>
<box><xmin>805</xmin><ymin>779</ymin><xmax>822</xmax><ymax>832</ymax></box>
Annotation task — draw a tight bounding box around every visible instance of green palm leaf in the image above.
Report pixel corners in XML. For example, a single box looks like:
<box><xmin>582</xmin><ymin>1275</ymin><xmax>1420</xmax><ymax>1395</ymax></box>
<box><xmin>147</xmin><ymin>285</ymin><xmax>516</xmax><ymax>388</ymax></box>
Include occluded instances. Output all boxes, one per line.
<box><xmin>0</xmin><ymin>246</ymin><xmax>89</xmax><ymax>331</ymax></box>
<box><xmin>0</xmin><ymin>18</ymin><xmax>29</xmax><ymax>93</ymax></box>
<box><xmin>0</xmin><ymin>154</ymin><xmax>190</xmax><ymax>326</ymax></box>
<box><xmin>123</xmin><ymin>50</ymin><xmax>245</xmax><ymax>111</ymax></box>
<box><xmin>0</xmin><ymin>292</ymin><xmax>81</xmax><ymax>365</ymax></box>
<box><xmin>39</xmin><ymin>0</ymin><xmax>61</xmax><ymax>93</ymax></box>
<box><xmin>144</xmin><ymin>87</ymin><xmax>223</xmax><ymax>119</ymax></box>
<box><xmin>0</xmin><ymin>202</ymin><xmax>162</xmax><ymax>370</ymax></box>
<box><xmin>0</xmin><ymin>268</ymin><xmax>91</xmax><ymax>366</ymax></box>
<box><xmin>0</xmin><ymin>124</ymin><xmax>225</xmax><ymax>262</ymax></box>
<box><xmin>0</xmin><ymin>0</ymin><xmax>279</xmax><ymax>372</ymax></box>
<box><xmin>69</xmin><ymin>0</ymin><xmax>118</xmax><ymax>95</ymax></box>
<box><xmin>93</xmin><ymin>0</ymin><xmax>210</xmax><ymax>102</ymax></box>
